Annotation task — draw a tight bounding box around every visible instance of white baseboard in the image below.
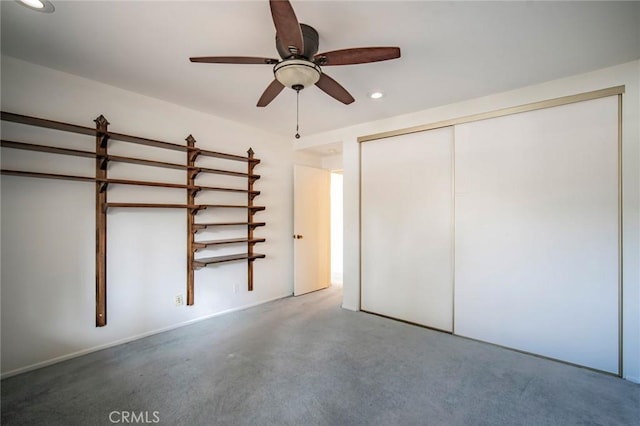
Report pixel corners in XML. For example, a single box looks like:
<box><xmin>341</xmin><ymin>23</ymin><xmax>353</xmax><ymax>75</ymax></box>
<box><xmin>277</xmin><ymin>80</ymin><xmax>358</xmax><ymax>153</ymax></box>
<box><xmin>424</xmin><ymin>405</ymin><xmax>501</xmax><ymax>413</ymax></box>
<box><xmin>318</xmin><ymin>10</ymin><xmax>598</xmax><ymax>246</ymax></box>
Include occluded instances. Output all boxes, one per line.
<box><xmin>623</xmin><ymin>375</ymin><xmax>640</xmax><ymax>384</ymax></box>
<box><xmin>1</xmin><ymin>293</ymin><xmax>292</xmax><ymax>380</ymax></box>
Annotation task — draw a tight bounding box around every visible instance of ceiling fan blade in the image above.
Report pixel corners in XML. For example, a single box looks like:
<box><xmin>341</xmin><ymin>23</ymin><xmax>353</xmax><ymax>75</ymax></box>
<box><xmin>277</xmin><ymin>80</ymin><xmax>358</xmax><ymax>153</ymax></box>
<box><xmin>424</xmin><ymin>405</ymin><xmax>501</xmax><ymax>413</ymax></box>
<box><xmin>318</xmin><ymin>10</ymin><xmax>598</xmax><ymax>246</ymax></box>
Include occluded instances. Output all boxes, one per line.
<box><xmin>314</xmin><ymin>47</ymin><xmax>401</xmax><ymax>66</ymax></box>
<box><xmin>269</xmin><ymin>0</ymin><xmax>304</xmax><ymax>55</ymax></box>
<box><xmin>190</xmin><ymin>56</ymin><xmax>279</xmax><ymax>65</ymax></box>
<box><xmin>257</xmin><ymin>79</ymin><xmax>285</xmax><ymax>107</ymax></box>
<box><xmin>315</xmin><ymin>73</ymin><xmax>355</xmax><ymax>105</ymax></box>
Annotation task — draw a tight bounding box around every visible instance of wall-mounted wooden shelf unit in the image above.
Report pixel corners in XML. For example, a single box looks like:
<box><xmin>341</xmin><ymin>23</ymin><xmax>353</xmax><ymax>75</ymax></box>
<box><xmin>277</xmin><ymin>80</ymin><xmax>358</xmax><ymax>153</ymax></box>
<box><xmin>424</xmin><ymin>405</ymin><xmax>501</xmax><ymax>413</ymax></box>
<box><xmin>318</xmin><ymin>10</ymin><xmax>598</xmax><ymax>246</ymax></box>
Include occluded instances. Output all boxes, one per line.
<box><xmin>1</xmin><ymin>111</ymin><xmax>266</xmax><ymax>327</ymax></box>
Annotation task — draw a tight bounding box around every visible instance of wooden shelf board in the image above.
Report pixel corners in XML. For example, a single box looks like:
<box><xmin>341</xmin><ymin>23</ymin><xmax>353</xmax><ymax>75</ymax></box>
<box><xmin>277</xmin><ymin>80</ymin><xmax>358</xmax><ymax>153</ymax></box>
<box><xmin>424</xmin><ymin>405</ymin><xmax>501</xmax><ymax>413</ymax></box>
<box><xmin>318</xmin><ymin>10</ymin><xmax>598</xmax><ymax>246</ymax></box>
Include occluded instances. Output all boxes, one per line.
<box><xmin>193</xmin><ymin>252</ymin><xmax>266</xmax><ymax>267</ymax></box>
<box><xmin>106</xmin><ymin>131</ymin><xmax>192</xmax><ymax>153</ymax></box>
<box><xmin>104</xmin><ymin>203</ymin><xmax>264</xmax><ymax>210</ymax></box>
<box><xmin>200</xmin><ymin>204</ymin><xmax>265</xmax><ymax>209</ymax></box>
<box><xmin>102</xmin><ymin>157</ymin><xmax>259</xmax><ymax>182</ymax></box>
<box><xmin>1</xmin><ymin>169</ymin><xmax>95</xmax><ymax>183</ymax></box>
<box><xmin>105</xmin><ymin>203</ymin><xmax>200</xmax><ymax>210</ymax></box>
<box><xmin>192</xmin><ymin>166</ymin><xmax>260</xmax><ymax>179</ymax></box>
<box><xmin>196</xmin><ymin>185</ymin><xmax>259</xmax><ymax>195</ymax></box>
<box><xmin>193</xmin><ymin>237</ymin><xmax>266</xmax><ymax>248</ymax></box>
<box><xmin>1</xmin><ymin>140</ymin><xmax>95</xmax><ymax>158</ymax></box>
<box><xmin>196</xmin><ymin>148</ymin><xmax>260</xmax><ymax>163</ymax></box>
<box><xmin>105</xmin><ymin>154</ymin><xmax>187</xmax><ymax>171</ymax></box>
<box><xmin>1</xmin><ymin>111</ymin><xmax>96</xmax><ymax>137</ymax></box>
<box><xmin>98</xmin><ymin>178</ymin><xmax>193</xmax><ymax>190</ymax></box>
<box><xmin>192</xmin><ymin>222</ymin><xmax>266</xmax><ymax>230</ymax></box>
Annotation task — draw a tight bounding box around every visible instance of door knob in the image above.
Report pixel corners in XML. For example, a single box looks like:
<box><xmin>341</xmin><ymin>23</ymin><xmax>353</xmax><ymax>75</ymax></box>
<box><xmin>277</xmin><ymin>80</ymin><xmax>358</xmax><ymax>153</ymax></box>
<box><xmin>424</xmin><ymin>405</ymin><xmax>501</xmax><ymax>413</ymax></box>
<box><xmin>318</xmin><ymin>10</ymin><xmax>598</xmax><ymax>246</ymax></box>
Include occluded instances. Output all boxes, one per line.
<box><xmin>293</xmin><ymin>234</ymin><xmax>303</xmax><ymax>239</ymax></box>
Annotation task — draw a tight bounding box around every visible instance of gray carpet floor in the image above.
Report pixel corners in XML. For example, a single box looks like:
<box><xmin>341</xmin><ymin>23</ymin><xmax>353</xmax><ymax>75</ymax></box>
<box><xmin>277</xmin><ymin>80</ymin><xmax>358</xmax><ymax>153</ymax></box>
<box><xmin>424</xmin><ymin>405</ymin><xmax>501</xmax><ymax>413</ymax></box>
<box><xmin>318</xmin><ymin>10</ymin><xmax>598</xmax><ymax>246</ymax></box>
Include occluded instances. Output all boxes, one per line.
<box><xmin>2</xmin><ymin>286</ymin><xmax>639</xmax><ymax>425</ymax></box>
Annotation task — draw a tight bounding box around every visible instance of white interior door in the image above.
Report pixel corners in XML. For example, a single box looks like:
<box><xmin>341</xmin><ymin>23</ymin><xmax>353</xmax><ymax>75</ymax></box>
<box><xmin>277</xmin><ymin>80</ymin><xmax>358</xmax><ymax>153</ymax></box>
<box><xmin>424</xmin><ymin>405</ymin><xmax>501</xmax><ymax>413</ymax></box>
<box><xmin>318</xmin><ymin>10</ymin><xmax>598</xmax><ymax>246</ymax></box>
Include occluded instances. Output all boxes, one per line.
<box><xmin>294</xmin><ymin>164</ymin><xmax>331</xmax><ymax>296</ymax></box>
<box><xmin>361</xmin><ymin>127</ymin><xmax>454</xmax><ymax>331</ymax></box>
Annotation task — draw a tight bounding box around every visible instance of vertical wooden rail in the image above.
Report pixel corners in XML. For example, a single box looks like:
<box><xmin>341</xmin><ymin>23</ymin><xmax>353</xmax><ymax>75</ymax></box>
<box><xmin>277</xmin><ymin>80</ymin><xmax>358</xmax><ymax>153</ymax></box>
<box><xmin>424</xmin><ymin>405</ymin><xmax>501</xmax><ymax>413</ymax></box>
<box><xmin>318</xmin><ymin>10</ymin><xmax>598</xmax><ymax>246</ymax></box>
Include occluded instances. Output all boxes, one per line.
<box><xmin>247</xmin><ymin>148</ymin><xmax>255</xmax><ymax>291</ymax></box>
<box><xmin>95</xmin><ymin>115</ymin><xmax>109</xmax><ymax>326</ymax></box>
<box><xmin>186</xmin><ymin>135</ymin><xmax>198</xmax><ymax>305</ymax></box>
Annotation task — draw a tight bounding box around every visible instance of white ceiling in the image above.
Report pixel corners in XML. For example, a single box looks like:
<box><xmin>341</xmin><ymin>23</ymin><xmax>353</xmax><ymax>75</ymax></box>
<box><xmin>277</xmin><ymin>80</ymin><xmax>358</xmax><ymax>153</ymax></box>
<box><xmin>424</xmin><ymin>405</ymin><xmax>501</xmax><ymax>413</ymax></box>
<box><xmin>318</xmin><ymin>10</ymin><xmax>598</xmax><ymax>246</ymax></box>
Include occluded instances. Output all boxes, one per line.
<box><xmin>2</xmin><ymin>1</ymin><xmax>639</xmax><ymax>138</ymax></box>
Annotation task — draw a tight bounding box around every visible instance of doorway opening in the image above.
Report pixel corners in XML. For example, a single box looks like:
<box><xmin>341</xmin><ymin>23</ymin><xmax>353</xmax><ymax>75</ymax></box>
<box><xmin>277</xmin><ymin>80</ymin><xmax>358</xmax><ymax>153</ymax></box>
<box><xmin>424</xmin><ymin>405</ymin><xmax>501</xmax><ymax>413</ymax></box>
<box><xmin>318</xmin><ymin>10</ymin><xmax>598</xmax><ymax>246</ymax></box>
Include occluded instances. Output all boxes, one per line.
<box><xmin>293</xmin><ymin>143</ymin><xmax>343</xmax><ymax>298</ymax></box>
<box><xmin>330</xmin><ymin>171</ymin><xmax>343</xmax><ymax>287</ymax></box>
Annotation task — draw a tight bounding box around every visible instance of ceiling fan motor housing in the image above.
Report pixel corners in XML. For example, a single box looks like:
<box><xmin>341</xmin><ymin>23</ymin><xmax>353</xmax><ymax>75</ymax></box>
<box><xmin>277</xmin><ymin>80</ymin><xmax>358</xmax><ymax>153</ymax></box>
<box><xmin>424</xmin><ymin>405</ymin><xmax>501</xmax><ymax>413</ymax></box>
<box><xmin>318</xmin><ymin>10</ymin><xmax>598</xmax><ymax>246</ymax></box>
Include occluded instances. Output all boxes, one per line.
<box><xmin>276</xmin><ymin>23</ymin><xmax>319</xmax><ymax>59</ymax></box>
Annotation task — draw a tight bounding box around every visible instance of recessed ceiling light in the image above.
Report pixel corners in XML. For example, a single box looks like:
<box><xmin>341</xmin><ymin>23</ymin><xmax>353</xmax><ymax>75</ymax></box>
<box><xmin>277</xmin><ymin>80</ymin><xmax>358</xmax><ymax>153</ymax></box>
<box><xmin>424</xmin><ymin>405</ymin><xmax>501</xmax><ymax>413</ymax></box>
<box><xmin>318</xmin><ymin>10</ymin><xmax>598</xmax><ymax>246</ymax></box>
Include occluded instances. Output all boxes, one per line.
<box><xmin>370</xmin><ymin>92</ymin><xmax>384</xmax><ymax>100</ymax></box>
<box><xmin>15</xmin><ymin>0</ymin><xmax>55</xmax><ymax>13</ymax></box>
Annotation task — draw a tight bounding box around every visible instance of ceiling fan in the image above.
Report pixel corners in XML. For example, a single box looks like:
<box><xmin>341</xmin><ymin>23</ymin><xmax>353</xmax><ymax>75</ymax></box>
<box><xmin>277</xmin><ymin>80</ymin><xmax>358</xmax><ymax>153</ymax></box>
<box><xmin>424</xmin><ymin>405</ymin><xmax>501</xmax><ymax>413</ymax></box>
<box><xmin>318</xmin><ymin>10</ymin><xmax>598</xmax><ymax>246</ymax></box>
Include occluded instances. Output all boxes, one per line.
<box><xmin>189</xmin><ymin>0</ymin><xmax>401</xmax><ymax>111</ymax></box>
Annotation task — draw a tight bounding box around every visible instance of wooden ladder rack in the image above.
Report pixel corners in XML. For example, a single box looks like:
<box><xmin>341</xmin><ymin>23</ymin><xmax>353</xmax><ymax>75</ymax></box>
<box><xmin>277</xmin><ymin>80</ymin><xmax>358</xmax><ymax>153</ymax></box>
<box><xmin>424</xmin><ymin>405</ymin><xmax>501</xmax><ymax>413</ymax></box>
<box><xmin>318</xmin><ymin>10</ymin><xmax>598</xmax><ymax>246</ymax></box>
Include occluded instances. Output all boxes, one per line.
<box><xmin>1</xmin><ymin>111</ymin><xmax>266</xmax><ymax>327</ymax></box>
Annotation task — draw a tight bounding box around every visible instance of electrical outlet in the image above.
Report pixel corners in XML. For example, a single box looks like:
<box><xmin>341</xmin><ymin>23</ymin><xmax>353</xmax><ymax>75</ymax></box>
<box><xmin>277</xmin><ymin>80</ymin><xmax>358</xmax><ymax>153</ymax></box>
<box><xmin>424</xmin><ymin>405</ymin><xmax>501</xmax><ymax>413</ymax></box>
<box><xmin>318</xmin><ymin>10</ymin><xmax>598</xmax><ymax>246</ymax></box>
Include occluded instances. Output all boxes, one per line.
<box><xmin>175</xmin><ymin>295</ymin><xmax>184</xmax><ymax>306</ymax></box>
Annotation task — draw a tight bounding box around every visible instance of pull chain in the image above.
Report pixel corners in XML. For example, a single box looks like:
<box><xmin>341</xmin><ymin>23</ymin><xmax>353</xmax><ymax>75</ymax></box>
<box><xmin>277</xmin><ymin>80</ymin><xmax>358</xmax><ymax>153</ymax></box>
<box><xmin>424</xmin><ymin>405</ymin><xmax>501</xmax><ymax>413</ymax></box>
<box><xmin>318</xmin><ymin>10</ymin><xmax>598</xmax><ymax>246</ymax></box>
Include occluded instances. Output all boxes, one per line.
<box><xmin>295</xmin><ymin>88</ymin><xmax>301</xmax><ymax>139</ymax></box>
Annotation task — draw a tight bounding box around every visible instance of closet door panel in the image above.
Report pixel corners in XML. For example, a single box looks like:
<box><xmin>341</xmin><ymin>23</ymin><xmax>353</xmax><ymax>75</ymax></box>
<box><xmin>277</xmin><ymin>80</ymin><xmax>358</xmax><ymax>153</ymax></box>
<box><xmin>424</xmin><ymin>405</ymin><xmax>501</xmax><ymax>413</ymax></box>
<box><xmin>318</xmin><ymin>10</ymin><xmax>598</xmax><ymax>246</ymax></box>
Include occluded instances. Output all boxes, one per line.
<box><xmin>454</xmin><ymin>96</ymin><xmax>619</xmax><ymax>373</ymax></box>
<box><xmin>361</xmin><ymin>127</ymin><xmax>454</xmax><ymax>331</ymax></box>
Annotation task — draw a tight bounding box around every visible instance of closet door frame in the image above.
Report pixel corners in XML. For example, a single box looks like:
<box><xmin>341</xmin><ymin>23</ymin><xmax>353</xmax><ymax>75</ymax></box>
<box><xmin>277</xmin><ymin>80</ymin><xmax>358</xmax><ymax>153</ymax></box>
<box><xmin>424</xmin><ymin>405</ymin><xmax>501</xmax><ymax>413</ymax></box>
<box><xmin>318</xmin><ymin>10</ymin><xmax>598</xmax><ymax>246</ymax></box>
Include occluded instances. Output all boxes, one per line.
<box><xmin>358</xmin><ymin>85</ymin><xmax>624</xmax><ymax>376</ymax></box>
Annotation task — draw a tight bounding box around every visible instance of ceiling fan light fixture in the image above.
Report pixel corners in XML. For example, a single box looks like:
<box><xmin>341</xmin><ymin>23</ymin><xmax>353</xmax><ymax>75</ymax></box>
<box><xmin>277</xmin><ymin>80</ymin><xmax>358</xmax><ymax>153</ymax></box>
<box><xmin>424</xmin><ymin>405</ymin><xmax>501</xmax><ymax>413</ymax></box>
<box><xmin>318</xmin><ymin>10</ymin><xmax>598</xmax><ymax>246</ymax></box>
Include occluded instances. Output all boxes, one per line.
<box><xmin>274</xmin><ymin>59</ymin><xmax>321</xmax><ymax>90</ymax></box>
<box><xmin>370</xmin><ymin>92</ymin><xmax>384</xmax><ymax>99</ymax></box>
<box><xmin>15</xmin><ymin>0</ymin><xmax>55</xmax><ymax>13</ymax></box>
<box><xmin>190</xmin><ymin>1</ymin><xmax>400</xmax><ymax>108</ymax></box>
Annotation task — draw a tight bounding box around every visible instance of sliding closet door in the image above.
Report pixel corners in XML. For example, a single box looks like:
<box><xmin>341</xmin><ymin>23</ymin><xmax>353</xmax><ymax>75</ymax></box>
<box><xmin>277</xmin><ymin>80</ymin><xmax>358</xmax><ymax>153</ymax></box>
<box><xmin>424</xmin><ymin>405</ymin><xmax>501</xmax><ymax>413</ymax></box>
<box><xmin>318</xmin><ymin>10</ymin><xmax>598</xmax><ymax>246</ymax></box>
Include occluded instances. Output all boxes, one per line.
<box><xmin>361</xmin><ymin>127</ymin><xmax>453</xmax><ymax>331</ymax></box>
<box><xmin>454</xmin><ymin>96</ymin><xmax>619</xmax><ymax>373</ymax></box>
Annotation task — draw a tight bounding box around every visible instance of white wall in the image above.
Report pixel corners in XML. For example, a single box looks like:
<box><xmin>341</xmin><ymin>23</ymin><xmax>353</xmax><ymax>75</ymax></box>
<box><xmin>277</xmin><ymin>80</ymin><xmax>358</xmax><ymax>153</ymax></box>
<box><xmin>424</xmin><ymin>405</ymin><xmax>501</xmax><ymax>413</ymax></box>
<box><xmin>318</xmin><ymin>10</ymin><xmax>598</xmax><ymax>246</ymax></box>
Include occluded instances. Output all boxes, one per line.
<box><xmin>293</xmin><ymin>150</ymin><xmax>322</xmax><ymax>168</ymax></box>
<box><xmin>0</xmin><ymin>56</ymin><xmax>293</xmax><ymax>377</ymax></box>
<box><xmin>297</xmin><ymin>60</ymin><xmax>640</xmax><ymax>382</ymax></box>
<box><xmin>293</xmin><ymin>151</ymin><xmax>342</xmax><ymax>171</ymax></box>
<box><xmin>330</xmin><ymin>173</ymin><xmax>343</xmax><ymax>285</ymax></box>
<box><xmin>322</xmin><ymin>154</ymin><xmax>343</xmax><ymax>171</ymax></box>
